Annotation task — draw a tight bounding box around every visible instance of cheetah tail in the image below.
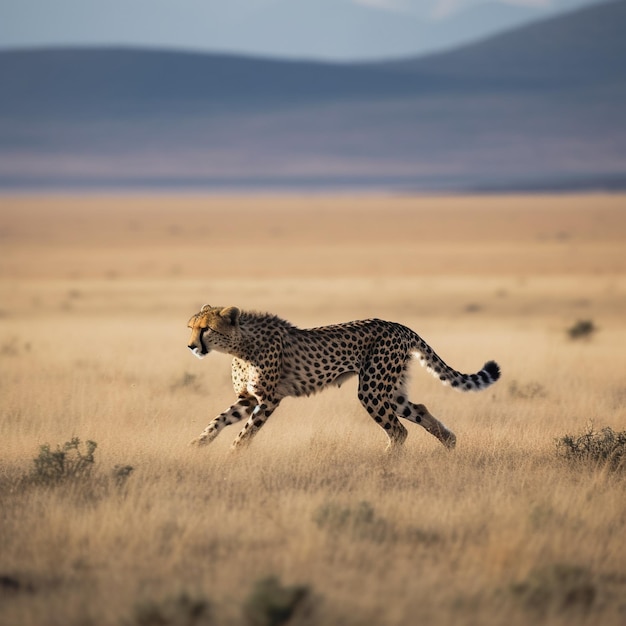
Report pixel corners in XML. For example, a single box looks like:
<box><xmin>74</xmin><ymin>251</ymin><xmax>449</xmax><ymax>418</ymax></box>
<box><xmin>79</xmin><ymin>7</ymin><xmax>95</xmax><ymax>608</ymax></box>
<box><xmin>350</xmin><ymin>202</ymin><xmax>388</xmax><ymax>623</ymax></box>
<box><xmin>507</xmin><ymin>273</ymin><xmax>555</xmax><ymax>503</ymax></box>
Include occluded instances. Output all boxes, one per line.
<box><xmin>413</xmin><ymin>341</ymin><xmax>501</xmax><ymax>391</ymax></box>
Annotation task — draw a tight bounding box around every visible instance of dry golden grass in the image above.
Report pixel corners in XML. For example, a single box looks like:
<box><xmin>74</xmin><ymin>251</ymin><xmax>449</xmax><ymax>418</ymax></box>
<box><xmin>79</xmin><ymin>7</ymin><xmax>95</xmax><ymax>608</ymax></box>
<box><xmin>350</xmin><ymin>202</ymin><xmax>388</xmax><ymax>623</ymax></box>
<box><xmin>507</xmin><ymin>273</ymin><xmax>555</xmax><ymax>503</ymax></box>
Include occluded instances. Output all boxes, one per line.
<box><xmin>1</xmin><ymin>194</ymin><xmax>625</xmax><ymax>626</ymax></box>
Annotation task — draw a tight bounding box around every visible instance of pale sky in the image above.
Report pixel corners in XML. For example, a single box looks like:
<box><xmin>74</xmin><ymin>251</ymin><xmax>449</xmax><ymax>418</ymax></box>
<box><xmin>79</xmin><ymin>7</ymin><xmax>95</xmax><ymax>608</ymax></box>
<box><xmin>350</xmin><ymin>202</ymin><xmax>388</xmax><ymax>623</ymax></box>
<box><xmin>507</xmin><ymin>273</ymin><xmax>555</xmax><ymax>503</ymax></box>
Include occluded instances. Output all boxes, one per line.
<box><xmin>354</xmin><ymin>0</ymin><xmax>553</xmax><ymax>16</ymax></box>
<box><xmin>0</xmin><ymin>0</ymin><xmax>601</xmax><ymax>60</ymax></box>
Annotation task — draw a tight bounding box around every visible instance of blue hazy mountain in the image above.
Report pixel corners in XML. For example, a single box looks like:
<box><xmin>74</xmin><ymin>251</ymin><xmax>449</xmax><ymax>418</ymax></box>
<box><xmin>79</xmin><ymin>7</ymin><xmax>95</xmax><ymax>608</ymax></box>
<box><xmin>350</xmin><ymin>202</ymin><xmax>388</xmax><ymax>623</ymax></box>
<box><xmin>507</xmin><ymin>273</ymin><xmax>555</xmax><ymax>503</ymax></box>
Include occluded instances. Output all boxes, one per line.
<box><xmin>0</xmin><ymin>0</ymin><xmax>624</xmax><ymax>191</ymax></box>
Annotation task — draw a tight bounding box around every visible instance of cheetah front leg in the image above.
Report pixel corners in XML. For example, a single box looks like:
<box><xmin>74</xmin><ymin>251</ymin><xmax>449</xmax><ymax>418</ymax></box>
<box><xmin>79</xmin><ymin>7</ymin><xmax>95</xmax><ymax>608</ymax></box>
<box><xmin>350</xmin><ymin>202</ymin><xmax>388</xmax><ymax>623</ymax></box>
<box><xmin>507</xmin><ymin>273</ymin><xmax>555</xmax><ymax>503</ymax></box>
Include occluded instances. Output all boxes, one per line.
<box><xmin>230</xmin><ymin>399</ymin><xmax>281</xmax><ymax>449</ymax></box>
<box><xmin>190</xmin><ymin>396</ymin><xmax>257</xmax><ymax>446</ymax></box>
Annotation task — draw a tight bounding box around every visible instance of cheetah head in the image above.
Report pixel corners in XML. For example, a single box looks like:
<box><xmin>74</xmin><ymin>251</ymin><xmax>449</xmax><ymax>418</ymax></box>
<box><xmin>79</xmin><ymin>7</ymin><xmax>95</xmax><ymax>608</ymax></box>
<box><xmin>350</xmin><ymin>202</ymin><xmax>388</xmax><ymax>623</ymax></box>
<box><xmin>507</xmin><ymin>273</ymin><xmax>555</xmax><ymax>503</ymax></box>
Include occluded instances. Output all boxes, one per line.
<box><xmin>187</xmin><ymin>304</ymin><xmax>241</xmax><ymax>359</ymax></box>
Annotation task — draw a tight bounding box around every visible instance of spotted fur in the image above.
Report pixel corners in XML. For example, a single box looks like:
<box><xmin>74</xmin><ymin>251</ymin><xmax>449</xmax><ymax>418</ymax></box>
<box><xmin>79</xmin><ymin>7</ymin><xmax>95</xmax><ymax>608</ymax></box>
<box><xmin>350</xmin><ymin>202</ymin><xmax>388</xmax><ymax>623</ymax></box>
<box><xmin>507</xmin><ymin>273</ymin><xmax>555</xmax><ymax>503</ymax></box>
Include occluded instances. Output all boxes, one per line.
<box><xmin>187</xmin><ymin>305</ymin><xmax>501</xmax><ymax>450</ymax></box>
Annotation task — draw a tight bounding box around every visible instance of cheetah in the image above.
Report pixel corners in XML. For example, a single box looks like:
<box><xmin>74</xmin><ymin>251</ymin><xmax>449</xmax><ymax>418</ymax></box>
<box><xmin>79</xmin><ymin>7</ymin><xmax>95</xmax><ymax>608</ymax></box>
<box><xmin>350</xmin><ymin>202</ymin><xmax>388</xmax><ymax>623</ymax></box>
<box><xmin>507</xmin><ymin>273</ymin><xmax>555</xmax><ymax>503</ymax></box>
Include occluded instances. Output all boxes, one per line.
<box><xmin>187</xmin><ymin>305</ymin><xmax>500</xmax><ymax>451</ymax></box>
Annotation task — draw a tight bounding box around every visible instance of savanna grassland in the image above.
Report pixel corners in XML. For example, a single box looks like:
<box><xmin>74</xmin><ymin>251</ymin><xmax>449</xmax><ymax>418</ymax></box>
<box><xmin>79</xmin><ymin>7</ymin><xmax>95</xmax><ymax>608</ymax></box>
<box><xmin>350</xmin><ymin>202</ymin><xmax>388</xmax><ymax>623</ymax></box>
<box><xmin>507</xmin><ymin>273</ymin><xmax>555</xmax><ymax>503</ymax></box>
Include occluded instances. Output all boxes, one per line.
<box><xmin>1</xmin><ymin>194</ymin><xmax>625</xmax><ymax>626</ymax></box>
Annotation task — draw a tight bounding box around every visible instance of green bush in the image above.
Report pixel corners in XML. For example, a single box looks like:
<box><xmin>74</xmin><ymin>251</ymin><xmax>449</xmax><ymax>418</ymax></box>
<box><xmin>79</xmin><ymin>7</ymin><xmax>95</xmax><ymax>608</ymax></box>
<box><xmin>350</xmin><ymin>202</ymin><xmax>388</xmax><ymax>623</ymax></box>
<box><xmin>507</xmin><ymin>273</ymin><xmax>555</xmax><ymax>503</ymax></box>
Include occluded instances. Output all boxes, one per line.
<box><xmin>243</xmin><ymin>576</ymin><xmax>310</xmax><ymax>626</ymax></box>
<box><xmin>556</xmin><ymin>424</ymin><xmax>626</xmax><ymax>471</ymax></box>
<box><xmin>510</xmin><ymin>564</ymin><xmax>596</xmax><ymax>614</ymax></box>
<box><xmin>31</xmin><ymin>437</ymin><xmax>97</xmax><ymax>485</ymax></box>
<box><xmin>508</xmin><ymin>380</ymin><xmax>547</xmax><ymax>399</ymax></box>
<box><xmin>313</xmin><ymin>501</ymin><xmax>390</xmax><ymax>543</ymax></box>
<box><xmin>567</xmin><ymin>319</ymin><xmax>597</xmax><ymax>340</ymax></box>
<box><xmin>112</xmin><ymin>464</ymin><xmax>135</xmax><ymax>487</ymax></box>
<box><xmin>133</xmin><ymin>592</ymin><xmax>211</xmax><ymax>626</ymax></box>
<box><xmin>170</xmin><ymin>372</ymin><xmax>202</xmax><ymax>393</ymax></box>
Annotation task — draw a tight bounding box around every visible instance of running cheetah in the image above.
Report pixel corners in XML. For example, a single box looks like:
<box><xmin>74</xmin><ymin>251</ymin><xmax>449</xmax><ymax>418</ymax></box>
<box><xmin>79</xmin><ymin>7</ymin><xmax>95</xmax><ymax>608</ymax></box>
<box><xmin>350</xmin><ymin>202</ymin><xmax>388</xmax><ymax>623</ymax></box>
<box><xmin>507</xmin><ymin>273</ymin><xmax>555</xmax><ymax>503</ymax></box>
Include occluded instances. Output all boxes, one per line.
<box><xmin>187</xmin><ymin>305</ymin><xmax>500</xmax><ymax>450</ymax></box>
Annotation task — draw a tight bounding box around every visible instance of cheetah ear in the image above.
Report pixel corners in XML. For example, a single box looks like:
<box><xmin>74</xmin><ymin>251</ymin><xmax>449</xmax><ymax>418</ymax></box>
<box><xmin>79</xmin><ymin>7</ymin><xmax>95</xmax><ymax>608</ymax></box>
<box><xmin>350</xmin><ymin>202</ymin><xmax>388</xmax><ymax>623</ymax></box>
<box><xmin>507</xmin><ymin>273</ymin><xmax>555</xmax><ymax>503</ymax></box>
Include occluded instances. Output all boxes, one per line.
<box><xmin>200</xmin><ymin>304</ymin><xmax>211</xmax><ymax>313</ymax></box>
<box><xmin>220</xmin><ymin>306</ymin><xmax>240</xmax><ymax>326</ymax></box>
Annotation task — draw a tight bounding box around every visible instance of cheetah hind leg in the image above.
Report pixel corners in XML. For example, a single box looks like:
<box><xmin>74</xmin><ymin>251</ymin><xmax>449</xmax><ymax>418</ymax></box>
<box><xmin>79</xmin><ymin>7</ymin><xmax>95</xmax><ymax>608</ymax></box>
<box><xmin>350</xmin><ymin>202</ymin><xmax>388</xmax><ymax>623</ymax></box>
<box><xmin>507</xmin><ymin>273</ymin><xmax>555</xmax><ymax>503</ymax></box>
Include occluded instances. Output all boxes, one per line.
<box><xmin>394</xmin><ymin>393</ymin><xmax>456</xmax><ymax>449</ymax></box>
<box><xmin>357</xmin><ymin>390</ymin><xmax>408</xmax><ymax>452</ymax></box>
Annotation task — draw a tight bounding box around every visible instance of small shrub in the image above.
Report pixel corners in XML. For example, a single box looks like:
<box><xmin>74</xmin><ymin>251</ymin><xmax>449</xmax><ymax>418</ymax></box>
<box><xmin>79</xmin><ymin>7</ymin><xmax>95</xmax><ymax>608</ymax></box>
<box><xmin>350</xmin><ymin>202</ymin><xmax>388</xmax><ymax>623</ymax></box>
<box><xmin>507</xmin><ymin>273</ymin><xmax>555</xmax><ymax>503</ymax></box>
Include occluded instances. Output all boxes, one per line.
<box><xmin>508</xmin><ymin>380</ymin><xmax>547</xmax><ymax>400</ymax></box>
<box><xmin>510</xmin><ymin>564</ymin><xmax>596</xmax><ymax>613</ymax></box>
<box><xmin>133</xmin><ymin>592</ymin><xmax>211</xmax><ymax>626</ymax></box>
<box><xmin>0</xmin><ymin>574</ymin><xmax>34</xmax><ymax>594</ymax></box>
<box><xmin>170</xmin><ymin>372</ymin><xmax>202</xmax><ymax>393</ymax></box>
<box><xmin>112</xmin><ymin>464</ymin><xmax>135</xmax><ymax>487</ymax></box>
<box><xmin>243</xmin><ymin>576</ymin><xmax>310</xmax><ymax>626</ymax></box>
<box><xmin>464</xmin><ymin>303</ymin><xmax>482</xmax><ymax>313</ymax></box>
<box><xmin>313</xmin><ymin>501</ymin><xmax>390</xmax><ymax>543</ymax></box>
<box><xmin>556</xmin><ymin>424</ymin><xmax>626</xmax><ymax>471</ymax></box>
<box><xmin>0</xmin><ymin>336</ymin><xmax>29</xmax><ymax>356</ymax></box>
<box><xmin>567</xmin><ymin>319</ymin><xmax>596</xmax><ymax>340</ymax></box>
<box><xmin>31</xmin><ymin>437</ymin><xmax>97</xmax><ymax>485</ymax></box>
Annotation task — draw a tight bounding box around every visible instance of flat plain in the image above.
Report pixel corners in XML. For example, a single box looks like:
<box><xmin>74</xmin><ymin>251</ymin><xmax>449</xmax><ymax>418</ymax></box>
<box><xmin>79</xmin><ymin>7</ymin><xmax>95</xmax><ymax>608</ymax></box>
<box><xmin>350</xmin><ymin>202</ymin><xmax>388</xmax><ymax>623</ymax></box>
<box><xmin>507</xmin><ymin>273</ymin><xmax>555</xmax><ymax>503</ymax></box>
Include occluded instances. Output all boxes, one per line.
<box><xmin>1</xmin><ymin>194</ymin><xmax>625</xmax><ymax>626</ymax></box>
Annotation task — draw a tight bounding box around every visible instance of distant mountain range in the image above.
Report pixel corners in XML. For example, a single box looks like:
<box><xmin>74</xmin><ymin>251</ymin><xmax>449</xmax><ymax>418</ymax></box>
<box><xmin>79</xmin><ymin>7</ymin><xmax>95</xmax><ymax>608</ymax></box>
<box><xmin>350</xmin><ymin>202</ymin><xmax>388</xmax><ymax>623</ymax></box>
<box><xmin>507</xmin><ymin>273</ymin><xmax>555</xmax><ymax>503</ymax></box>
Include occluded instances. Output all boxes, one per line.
<box><xmin>0</xmin><ymin>0</ymin><xmax>625</xmax><ymax>192</ymax></box>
